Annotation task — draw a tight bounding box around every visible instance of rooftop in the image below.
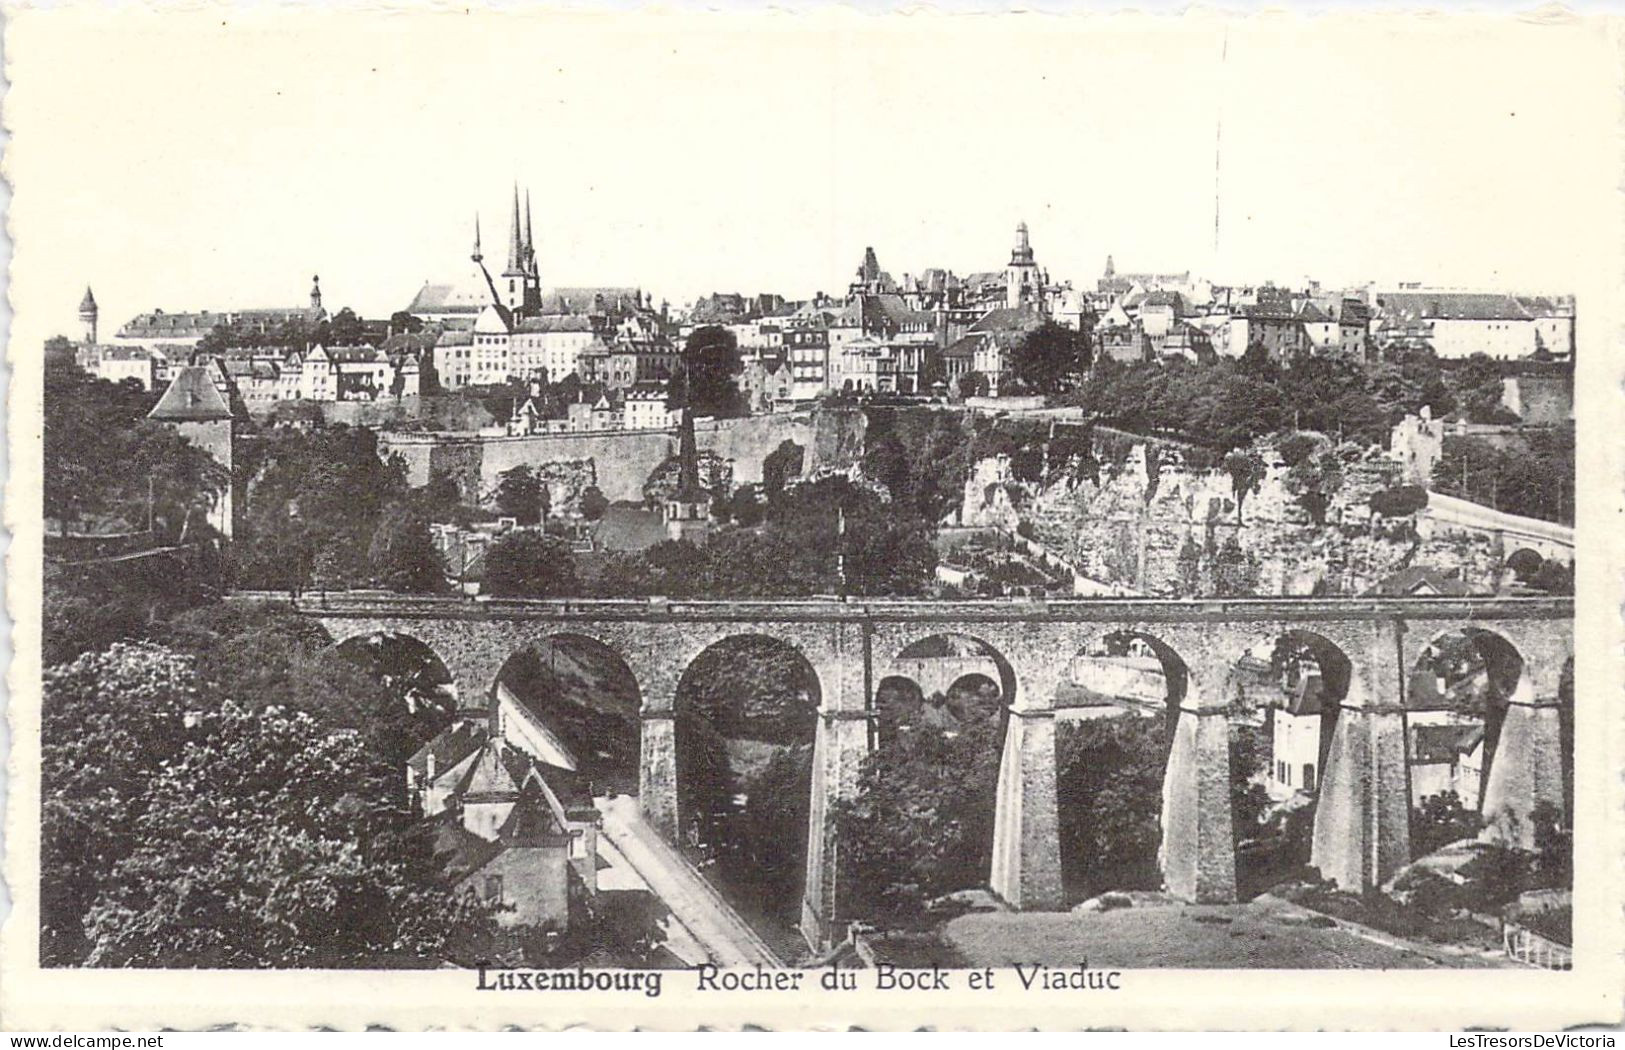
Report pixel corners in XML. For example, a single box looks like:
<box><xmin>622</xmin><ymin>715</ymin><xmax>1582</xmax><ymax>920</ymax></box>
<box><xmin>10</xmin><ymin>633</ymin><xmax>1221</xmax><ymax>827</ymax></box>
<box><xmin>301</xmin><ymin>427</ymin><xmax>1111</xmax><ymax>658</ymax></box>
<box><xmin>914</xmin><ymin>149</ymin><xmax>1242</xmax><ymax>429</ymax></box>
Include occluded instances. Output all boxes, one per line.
<box><xmin>148</xmin><ymin>366</ymin><xmax>232</xmax><ymax>422</ymax></box>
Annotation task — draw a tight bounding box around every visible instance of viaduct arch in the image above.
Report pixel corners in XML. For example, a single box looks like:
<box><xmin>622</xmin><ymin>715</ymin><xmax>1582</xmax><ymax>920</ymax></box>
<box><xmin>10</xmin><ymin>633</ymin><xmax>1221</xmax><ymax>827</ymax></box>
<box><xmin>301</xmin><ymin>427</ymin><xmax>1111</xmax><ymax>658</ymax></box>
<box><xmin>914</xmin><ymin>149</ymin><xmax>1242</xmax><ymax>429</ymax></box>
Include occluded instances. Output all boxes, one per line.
<box><xmin>292</xmin><ymin>593</ymin><xmax>1572</xmax><ymax>950</ymax></box>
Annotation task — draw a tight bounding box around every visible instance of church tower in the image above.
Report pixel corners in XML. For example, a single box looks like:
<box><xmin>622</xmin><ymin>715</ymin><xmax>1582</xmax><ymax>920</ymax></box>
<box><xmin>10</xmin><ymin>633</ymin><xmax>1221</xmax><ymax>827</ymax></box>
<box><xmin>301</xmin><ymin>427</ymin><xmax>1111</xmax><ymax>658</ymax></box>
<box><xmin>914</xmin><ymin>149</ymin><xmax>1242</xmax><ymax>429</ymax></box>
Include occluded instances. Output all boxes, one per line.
<box><xmin>522</xmin><ymin>189</ymin><xmax>542</xmax><ymax>311</ymax></box>
<box><xmin>78</xmin><ymin>286</ymin><xmax>98</xmax><ymax>345</ymax></box>
<box><xmin>309</xmin><ymin>275</ymin><xmax>323</xmax><ymax>315</ymax></box>
<box><xmin>500</xmin><ymin>184</ymin><xmax>528</xmax><ymax>316</ymax></box>
<box><xmin>662</xmin><ymin>407</ymin><xmax>712</xmax><ymax>544</ymax></box>
<box><xmin>1005</xmin><ymin>221</ymin><xmax>1043</xmax><ymax>309</ymax></box>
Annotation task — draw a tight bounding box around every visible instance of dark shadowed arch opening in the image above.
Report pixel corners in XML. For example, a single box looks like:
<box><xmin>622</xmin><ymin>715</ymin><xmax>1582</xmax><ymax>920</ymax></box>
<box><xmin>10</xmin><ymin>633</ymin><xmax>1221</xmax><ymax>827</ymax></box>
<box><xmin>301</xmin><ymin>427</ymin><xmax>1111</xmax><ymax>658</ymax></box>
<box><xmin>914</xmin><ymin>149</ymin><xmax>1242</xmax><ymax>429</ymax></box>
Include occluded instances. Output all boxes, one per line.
<box><xmin>492</xmin><ymin>634</ymin><xmax>643</xmax><ymax>795</ymax></box>
<box><xmin>1055</xmin><ymin>630</ymin><xmax>1191</xmax><ymax>904</ymax></box>
<box><xmin>1407</xmin><ymin>627</ymin><xmax>1525</xmax><ymax>857</ymax></box>
<box><xmin>1230</xmin><ymin>629</ymin><xmax>1352</xmax><ymax>898</ymax></box>
<box><xmin>330</xmin><ymin>630</ymin><xmax>457</xmax><ymax>769</ymax></box>
<box><xmin>833</xmin><ymin>633</ymin><xmax>1013</xmax><ymax>923</ymax></box>
<box><xmin>674</xmin><ymin>634</ymin><xmax>820</xmax><ymax>955</ymax></box>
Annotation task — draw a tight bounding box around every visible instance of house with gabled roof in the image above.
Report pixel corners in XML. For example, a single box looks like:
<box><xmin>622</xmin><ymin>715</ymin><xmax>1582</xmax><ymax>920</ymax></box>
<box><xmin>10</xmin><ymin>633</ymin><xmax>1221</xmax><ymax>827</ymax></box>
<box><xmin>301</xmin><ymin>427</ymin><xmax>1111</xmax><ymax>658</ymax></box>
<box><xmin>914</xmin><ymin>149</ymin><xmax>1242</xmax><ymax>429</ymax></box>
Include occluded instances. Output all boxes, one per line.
<box><xmin>411</xmin><ymin>692</ymin><xmax>602</xmax><ymax>930</ymax></box>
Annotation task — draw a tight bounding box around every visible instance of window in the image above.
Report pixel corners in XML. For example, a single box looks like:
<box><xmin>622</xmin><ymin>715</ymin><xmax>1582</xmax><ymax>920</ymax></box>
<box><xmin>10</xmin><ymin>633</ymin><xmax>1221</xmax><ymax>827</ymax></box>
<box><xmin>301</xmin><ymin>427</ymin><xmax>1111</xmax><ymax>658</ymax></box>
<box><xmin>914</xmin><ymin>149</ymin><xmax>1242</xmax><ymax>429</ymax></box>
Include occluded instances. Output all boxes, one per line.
<box><xmin>570</xmin><ymin>831</ymin><xmax>586</xmax><ymax>859</ymax></box>
<box><xmin>1302</xmin><ymin>763</ymin><xmax>1316</xmax><ymax>793</ymax></box>
<box><xmin>483</xmin><ymin>875</ymin><xmax>503</xmax><ymax>903</ymax></box>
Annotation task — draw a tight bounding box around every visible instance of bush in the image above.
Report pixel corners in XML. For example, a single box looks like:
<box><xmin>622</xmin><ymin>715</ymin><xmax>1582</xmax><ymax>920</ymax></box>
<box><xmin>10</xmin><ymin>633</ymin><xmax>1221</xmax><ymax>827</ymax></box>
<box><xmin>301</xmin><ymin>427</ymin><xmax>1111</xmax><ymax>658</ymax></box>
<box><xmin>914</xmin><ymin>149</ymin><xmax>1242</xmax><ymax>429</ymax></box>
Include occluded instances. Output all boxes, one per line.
<box><xmin>579</xmin><ymin>486</ymin><xmax>609</xmax><ymax>521</ymax></box>
<box><xmin>1411</xmin><ymin>791</ymin><xmax>1482</xmax><ymax>857</ymax></box>
<box><xmin>482</xmin><ymin>531</ymin><xmax>579</xmax><ymax>597</ymax></box>
<box><xmin>1369</xmin><ymin>484</ymin><xmax>1429</xmax><ymax>517</ymax></box>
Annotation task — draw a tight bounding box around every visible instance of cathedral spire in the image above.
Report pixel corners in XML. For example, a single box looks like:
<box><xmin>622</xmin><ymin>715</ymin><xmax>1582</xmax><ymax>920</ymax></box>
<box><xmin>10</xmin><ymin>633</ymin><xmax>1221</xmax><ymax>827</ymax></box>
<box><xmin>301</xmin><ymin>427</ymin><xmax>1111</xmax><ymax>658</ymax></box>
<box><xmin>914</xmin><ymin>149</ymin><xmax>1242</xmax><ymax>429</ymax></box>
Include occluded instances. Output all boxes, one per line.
<box><xmin>524</xmin><ymin>189</ymin><xmax>536</xmax><ymax>274</ymax></box>
<box><xmin>471</xmin><ymin>213</ymin><xmax>483</xmax><ymax>263</ymax></box>
<box><xmin>504</xmin><ymin>183</ymin><xmax>524</xmax><ymax>276</ymax></box>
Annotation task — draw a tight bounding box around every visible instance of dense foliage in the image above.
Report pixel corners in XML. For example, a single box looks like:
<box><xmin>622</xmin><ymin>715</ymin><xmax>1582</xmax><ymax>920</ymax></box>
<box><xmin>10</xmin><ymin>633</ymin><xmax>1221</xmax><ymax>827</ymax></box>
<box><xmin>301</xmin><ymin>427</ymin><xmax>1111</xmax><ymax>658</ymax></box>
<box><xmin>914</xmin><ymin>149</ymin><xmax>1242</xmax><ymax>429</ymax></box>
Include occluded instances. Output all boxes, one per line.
<box><xmin>670</xmin><ymin>325</ymin><xmax>745</xmax><ymax>419</ymax></box>
<box><xmin>1433</xmin><ymin>427</ymin><xmax>1574</xmax><ymax>525</ymax></box>
<box><xmin>835</xmin><ymin>680</ymin><xmax>1004</xmax><ymax>919</ymax></box>
<box><xmin>1006</xmin><ymin>322</ymin><xmax>1093</xmax><ymax>395</ymax></box>
<box><xmin>674</xmin><ymin>638</ymin><xmax>820</xmax><ymax>931</ymax></box>
<box><xmin>1055</xmin><ymin>715</ymin><xmax>1167</xmax><ymax>900</ymax></box>
<box><xmin>233</xmin><ymin>426</ymin><xmax>410</xmax><ymax>590</ymax></box>
<box><xmin>599</xmin><ymin>477</ymin><xmax>937</xmax><ymax>598</ymax></box>
<box><xmin>492</xmin><ymin>465</ymin><xmax>549</xmax><ymax>525</ymax></box>
<box><xmin>44</xmin><ymin>365</ymin><xmax>229</xmax><ymax>539</ymax></box>
<box><xmin>1059</xmin><ymin>350</ymin><xmax>1454</xmax><ymax>452</ymax></box>
<box><xmin>42</xmin><ymin>638</ymin><xmax>472</xmax><ymax>967</ymax></box>
<box><xmin>482</xmin><ymin>531</ymin><xmax>581</xmax><ymax>597</ymax></box>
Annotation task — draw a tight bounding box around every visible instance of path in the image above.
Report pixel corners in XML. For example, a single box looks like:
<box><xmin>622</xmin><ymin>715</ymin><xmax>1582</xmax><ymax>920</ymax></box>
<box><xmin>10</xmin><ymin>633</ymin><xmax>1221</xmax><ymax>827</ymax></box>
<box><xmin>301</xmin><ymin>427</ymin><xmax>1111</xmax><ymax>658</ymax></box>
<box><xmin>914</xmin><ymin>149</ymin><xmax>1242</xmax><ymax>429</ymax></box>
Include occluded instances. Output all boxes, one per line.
<box><xmin>597</xmin><ymin>795</ymin><xmax>783</xmax><ymax>968</ymax></box>
<box><xmin>943</xmin><ymin>897</ymin><xmax>1512</xmax><ymax>970</ymax></box>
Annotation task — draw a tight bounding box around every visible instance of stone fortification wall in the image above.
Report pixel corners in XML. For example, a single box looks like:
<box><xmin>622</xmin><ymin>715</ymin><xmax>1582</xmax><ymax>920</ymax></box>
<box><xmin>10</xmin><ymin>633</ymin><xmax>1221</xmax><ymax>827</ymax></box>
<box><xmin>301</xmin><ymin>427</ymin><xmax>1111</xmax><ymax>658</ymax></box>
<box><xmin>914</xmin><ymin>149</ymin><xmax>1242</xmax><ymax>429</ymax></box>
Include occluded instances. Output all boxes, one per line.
<box><xmin>379</xmin><ymin>407</ymin><xmax>864</xmax><ymax>514</ymax></box>
<box><xmin>967</xmin><ymin>433</ymin><xmax>1502</xmax><ymax>597</ymax></box>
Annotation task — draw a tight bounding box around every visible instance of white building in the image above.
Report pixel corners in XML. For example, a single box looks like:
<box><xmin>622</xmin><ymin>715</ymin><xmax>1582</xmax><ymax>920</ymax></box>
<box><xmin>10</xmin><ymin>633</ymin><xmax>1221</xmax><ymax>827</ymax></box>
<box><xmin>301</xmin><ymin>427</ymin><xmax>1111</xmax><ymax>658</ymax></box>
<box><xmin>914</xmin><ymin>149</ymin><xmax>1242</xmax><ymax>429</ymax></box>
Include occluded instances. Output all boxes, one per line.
<box><xmin>509</xmin><ymin>315</ymin><xmax>599</xmax><ymax>384</ymax></box>
<box><xmin>1267</xmin><ymin>669</ymin><xmax>1324</xmax><ymax>802</ymax></box>
<box><xmin>1408</xmin><ymin>714</ymin><xmax>1485</xmax><ymax>808</ymax></box>
<box><xmin>92</xmin><ymin>345</ymin><xmax>163</xmax><ymax>389</ymax></box>
<box><xmin>1372</xmin><ymin>291</ymin><xmax>1557</xmax><ymax>360</ymax></box>
<box><xmin>622</xmin><ymin>382</ymin><xmax>676</xmax><ymax>430</ymax></box>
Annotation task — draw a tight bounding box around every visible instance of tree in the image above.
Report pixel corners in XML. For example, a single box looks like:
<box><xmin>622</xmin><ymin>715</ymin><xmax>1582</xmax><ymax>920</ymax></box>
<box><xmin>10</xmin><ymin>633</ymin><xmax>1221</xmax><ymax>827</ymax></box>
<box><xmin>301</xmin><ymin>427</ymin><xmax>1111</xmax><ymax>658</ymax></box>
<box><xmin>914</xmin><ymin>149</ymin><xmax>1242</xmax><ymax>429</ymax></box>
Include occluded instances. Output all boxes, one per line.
<box><xmin>44</xmin><ymin>365</ymin><xmax>229</xmax><ymax>538</ymax></box>
<box><xmin>762</xmin><ymin>440</ymin><xmax>805</xmax><ymax>500</ymax></box>
<box><xmin>1282</xmin><ymin>439</ymin><xmax>1345</xmax><ymax>527</ymax></box>
<box><xmin>1239</xmin><ymin>341</ymin><xmax>1279</xmax><ymax>381</ymax></box>
<box><xmin>1369</xmin><ymin>484</ymin><xmax>1429</xmax><ymax>518</ymax></box>
<box><xmin>325</xmin><ymin>307</ymin><xmax>368</xmax><ymax>346</ymax></box>
<box><xmin>45</xmin><ymin>334</ymin><xmax>78</xmax><ymax>370</ymax></box>
<box><xmin>368</xmin><ymin>503</ymin><xmax>447</xmax><ymax>593</ymax></box>
<box><xmin>919</xmin><ymin>348</ymin><xmax>946</xmax><ymax>394</ymax></box>
<box><xmin>389</xmin><ymin>311</ymin><xmax>425</xmax><ymax>335</ymax></box>
<box><xmin>81</xmin><ymin>699</ymin><xmax>484</xmax><ymax>967</ymax></box>
<box><xmin>670</xmin><ymin>326</ymin><xmax>744</xmax><ymax>418</ymax></box>
<box><xmin>232</xmin><ymin>426</ymin><xmax>412</xmax><ymax>590</ymax></box>
<box><xmin>157</xmin><ymin>603</ymin><xmax>453</xmax><ymax>769</ymax></box>
<box><xmin>1412</xmin><ymin>791</ymin><xmax>1483</xmax><ymax>857</ymax></box>
<box><xmin>1433</xmin><ymin>429</ymin><xmax>1573</xmax><ymax>525</ymax></box>
<box><xmin>1223</xmin><ymin>448</ymin><xmax>1267</xmax><ymax>524</ymax></box>
<box><xmin>41</xmin><ymin>642</ymin><xmax>199</xmax><ymax>964</ymax></box>
<box><xmin>493</xmin><ymin>465</ymin><xmax>548</xmax><ymax>525</ymax></box>
<box><xmin>579</xmin><ymin>485</ymin><xmax>609</xmax><ymax>521</ymax></box>
<box><xmin>957</xmin><ymin>371</ymin><xmax>989</xmax><ymax>400</ymax></box>
<box><xmin>835</xmin><ymin>682</ymin><xmax>1004</xmax><ymax>919</ymax></box>
<box><xmin>1055</xmin><ymin>715</ymin><xmax>1166</xmax><ymax>899</ymax></box>
<box><xmin>482</xmin><ymin>531</ymin><xmax>579</xmax><ymax>597</ymax></box>
<box><xmin>1453</xmin><ymin>354</ymin><xmax>1518</xmax><ymax>424</ymax></box>
<box><xmin>1008</xmin><ymin>321</ymin><xmax>1092</xmax><ymax>396</ymax></box>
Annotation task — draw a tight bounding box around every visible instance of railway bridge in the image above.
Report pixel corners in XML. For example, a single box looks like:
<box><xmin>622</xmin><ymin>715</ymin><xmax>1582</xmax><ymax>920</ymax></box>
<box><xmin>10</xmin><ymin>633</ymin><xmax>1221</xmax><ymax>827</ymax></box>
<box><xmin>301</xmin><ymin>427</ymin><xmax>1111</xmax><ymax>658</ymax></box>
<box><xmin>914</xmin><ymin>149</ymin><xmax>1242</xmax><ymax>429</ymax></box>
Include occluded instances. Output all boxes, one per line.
<box><xmin>262</xmin><ymin>592</ymin><xmax>1572</xmax><ymax>949</ymax></box>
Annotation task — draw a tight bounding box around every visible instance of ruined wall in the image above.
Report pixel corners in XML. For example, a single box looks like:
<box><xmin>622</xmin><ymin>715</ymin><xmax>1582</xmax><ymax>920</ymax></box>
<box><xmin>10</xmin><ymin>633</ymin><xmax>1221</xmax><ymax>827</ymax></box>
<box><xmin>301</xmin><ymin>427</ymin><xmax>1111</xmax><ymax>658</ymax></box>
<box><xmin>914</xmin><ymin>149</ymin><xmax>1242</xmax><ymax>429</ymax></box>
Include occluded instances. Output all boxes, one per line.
<box><xmin>971</xmin><ymin>435</ymin><xmax>1502</xmax><ymax>597</ymax></box>
<box><xmin>378</xmin><ymin>407</ymin><xmax>865</xmax><ymax>513</ymax></box>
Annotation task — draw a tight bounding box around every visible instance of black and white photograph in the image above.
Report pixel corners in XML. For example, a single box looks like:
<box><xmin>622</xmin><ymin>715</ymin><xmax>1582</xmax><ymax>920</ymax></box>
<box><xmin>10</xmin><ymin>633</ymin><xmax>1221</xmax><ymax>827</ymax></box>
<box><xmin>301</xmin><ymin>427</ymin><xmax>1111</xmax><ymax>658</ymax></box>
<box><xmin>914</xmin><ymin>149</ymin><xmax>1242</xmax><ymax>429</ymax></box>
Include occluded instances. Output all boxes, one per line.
<box><xmin>2</xmin><ymin>5</ymin><xmax>1619</xmax><ymax>1032</ymax></box>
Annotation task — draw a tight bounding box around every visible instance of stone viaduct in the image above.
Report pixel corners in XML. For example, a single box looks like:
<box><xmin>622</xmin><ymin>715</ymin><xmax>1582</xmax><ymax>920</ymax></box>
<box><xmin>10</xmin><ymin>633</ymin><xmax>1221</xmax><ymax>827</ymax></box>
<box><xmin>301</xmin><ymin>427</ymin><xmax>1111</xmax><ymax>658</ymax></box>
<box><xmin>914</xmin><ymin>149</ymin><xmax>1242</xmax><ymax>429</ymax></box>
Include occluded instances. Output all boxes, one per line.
<box><xmin>279</xmin><ymin>593</ymin><xmax>1572</xmax><ymax>949</ymax></box>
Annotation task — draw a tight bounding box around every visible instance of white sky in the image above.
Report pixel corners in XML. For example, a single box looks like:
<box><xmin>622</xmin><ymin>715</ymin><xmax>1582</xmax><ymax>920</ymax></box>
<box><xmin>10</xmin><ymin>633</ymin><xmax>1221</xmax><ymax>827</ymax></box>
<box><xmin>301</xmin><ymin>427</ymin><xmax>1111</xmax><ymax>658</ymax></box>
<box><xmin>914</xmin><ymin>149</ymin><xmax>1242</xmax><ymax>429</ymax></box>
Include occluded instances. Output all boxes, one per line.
<box><xmin>5</xmin><ymin>9</ymin><xmax>1620</xmax><ymax>346</ymax></box>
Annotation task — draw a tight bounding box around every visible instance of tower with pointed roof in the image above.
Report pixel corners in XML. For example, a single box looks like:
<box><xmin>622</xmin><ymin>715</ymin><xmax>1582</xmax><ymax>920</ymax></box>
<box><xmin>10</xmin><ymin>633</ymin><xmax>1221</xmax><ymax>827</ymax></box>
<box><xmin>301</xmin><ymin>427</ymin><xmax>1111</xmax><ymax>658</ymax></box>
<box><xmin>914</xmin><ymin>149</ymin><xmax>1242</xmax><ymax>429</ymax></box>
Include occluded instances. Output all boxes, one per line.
<box><xmin>498</xmin><ymin>184</ymin><xmax>530</xmax><ymax>316</ymax></box>
<box><xmin>309</xmin><ymin>275</ymin><xmax>323</xmax><ymax>315</ymax></box>
<box><xmin>662</xmin><ymin>406</ymin><xmax>712</xmax><ymax>543</ymax></box>
<box><xmin>522</xmin><ymin>189</ymin><xmax>541</xmax><ymax>310</ymax></box>
<box><xmin>78</xmin><ymin>286</ymin><xmax>98</xmax><ymax>345</ymax></box>
<box><xmin>148</xmin><ymin>365</ymin><xmax>234</xmax><ymax>537</ymax></box>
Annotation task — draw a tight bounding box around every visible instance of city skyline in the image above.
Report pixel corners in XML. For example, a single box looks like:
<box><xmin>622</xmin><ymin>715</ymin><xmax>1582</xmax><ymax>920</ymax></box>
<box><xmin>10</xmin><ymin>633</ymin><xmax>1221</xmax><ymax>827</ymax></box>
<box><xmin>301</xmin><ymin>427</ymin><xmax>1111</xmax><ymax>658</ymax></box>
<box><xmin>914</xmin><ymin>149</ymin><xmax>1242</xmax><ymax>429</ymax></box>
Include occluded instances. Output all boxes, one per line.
<box><xmin>9</xmin><ymin>11</ymin><xmax>1616</xmax><ymax>347</ymax></box>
